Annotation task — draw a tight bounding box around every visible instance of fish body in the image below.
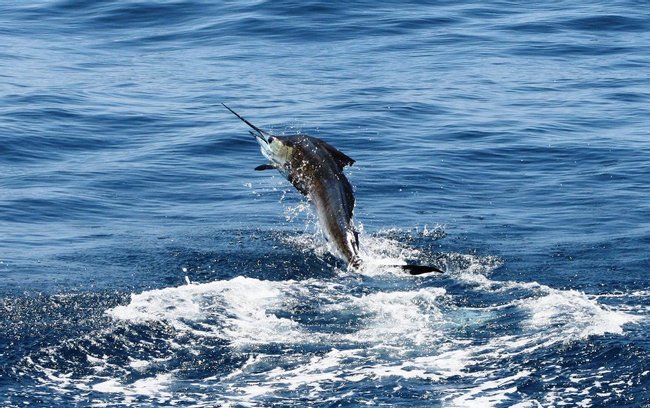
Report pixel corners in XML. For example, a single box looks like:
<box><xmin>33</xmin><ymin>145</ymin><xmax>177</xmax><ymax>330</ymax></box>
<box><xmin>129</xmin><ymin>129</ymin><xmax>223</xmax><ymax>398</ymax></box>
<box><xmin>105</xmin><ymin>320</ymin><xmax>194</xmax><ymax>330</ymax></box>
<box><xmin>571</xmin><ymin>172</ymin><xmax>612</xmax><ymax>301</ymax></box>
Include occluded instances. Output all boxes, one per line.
<box><xmin>223</xmin><ymin>103</ymin><xmax>442</xmax><ymax>275</ymax></box>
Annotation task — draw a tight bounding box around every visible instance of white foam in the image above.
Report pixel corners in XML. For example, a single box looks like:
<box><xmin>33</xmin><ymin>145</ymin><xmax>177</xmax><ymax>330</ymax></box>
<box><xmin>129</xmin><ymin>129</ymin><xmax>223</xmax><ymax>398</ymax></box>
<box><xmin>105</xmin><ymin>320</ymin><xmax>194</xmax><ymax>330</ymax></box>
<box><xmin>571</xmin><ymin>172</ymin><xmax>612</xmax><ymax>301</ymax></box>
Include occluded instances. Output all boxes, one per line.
<box><xmin>357</xmin><ymin>233</ymin><xmax>424</xmax><ymax>274</ymax></box>
<box><xmin>92</xmin><ymin>373</ymin><xmax>173</xmax><ymax>400</ymax></box>
<box><xmin>222</xmin><ymin>349</ymin><xmax>353</xmax><ymax>403</ymax></box>
<box><xmin>128</xmin><ymin>359</ymin><xmax>150</xmax><ymax>369</ymax></box>
<box><xmin>418</xmin><ymin>224</ymin><xmax>447</xmax><ymax>239</ymax></box>
<box><xmin>339</xmin><ymin>287</ymin><xmax>447</xmax><ymax>345</ymax></box>
<box><xmin>448</xmin><ymin>370</ymin><xmax>533</xmax><ymax>407</ymax></box>
<box><xmin>108</xmin><ymin>276</ymin><xmax>303</xmax><ymax>346</ymax></box>
<box><xmin>280</xmin><ymin>231</ymin><xmax>331</xmax><ymax>261</ymax></box>
<box><xmin>24</xmin><ymin>226</ymin><xmax>643</xmax><ymax>407</ymax></box>
<box><xmin>279</xmin><ymin>226</ymin><xmax>444</xmax><ymax>276</ymax></box>
<box><xmin>102</xmin><ymin>254</ymin><xmax>638</xmax><ymax>406</ymax></box>
<box><xmin>440</xmin><ymin>252</ymin><xmax>504</xmax><ymax>285</ymax></box>
<box><xmin>521</xmin><ymin>289</ymin><xmax>641</xmax><ymax>339</ymax></box>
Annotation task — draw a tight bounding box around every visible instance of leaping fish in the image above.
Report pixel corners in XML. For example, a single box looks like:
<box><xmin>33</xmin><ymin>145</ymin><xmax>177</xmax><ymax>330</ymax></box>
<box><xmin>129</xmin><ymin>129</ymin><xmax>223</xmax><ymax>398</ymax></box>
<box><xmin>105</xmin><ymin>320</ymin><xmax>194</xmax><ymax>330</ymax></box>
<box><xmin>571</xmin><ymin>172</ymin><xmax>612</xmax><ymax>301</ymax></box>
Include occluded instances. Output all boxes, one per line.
<box><xmin>223</xmin><ymin>104</ymin><xmax>442</xmax><ymax>275</ymax></box>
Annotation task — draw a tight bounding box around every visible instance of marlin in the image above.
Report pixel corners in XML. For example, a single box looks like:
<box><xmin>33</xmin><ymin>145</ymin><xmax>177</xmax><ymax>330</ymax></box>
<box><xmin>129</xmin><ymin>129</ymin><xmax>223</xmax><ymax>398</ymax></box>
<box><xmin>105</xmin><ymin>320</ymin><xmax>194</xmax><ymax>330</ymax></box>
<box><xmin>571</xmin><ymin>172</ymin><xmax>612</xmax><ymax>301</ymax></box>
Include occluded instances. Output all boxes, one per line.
<box><xmin>223</xmin><ymin>104</ymin><xmax>442</xmax><ymax>275</ymax></box>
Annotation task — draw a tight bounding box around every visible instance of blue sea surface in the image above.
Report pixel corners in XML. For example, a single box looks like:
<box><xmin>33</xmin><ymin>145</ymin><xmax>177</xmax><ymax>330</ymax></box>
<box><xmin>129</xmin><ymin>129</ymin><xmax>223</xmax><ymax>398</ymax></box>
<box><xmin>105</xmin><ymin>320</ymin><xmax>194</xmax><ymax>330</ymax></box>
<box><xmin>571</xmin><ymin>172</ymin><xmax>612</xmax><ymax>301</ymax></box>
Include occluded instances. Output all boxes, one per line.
<box><xmin>1</xmin><ymin>1</ymin><xmax>649</xmax><ymax>406</ymax></box>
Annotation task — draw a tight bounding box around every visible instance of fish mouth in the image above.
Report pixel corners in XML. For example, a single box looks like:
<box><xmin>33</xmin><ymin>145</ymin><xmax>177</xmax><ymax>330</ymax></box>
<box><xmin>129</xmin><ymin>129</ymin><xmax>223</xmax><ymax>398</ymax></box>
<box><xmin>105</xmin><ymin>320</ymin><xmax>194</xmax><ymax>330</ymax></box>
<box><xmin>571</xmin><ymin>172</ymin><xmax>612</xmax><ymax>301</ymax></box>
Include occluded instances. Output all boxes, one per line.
<box><xmin>256</xmin><ymin>135</ymin><xmax>274</xmax><ymax>161</ymax></box>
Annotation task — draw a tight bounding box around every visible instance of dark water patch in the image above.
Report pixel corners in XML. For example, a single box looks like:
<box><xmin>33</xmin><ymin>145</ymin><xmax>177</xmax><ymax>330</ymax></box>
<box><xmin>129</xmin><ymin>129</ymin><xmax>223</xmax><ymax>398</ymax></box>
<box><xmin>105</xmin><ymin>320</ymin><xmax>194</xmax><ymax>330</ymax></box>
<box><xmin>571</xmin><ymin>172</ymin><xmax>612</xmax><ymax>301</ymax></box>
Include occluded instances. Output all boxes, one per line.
<box><xmin>1</xmin><ymin>112</ymin><xmax>194</xmax><ymax>164</ymax></box>
<box><xmin>17</xmin><ymin>0</ymin><xmax>214</xmax><ymax>31</ymax></box>
<box><xmin>0</xmin><ymin>195</ymin><xmax>116</xmax><ymax>224</ymax></box>
<box><xmin>3</xmin><ymin>92</ymin><xmax>82</xmax><ymax>106</ymax></box>
<box><xmin>605</xmin><ymin>91</ymin><xmax>650</xmax><ymax>102</ymax></box>
<box><xmin>504</xmin><ymin>14</ymin><xmax>650</xmax><ymax>34</ymax></box>
<box><xmin>608</xmin><ymin>57</ymin><xmax>650</xmax><ymax>69</ymax></box>
<box><xmin>367</xmin><ymin>102</ymin><xmax>449</xmax><ymax>129</ymax></box>
<box><xmin>501</xmin><ymin>21</ymin><xmax>561</xmax><ymax>34</ymax></box>
<box><xmin>460</xmin><ymin>4</ymin><xmax>521</xmax><ymax>19</ymax></box>
<box><xmin>0</xmin><ymin>292</ymin><xmax>123</xmax><ymax>368</ymax></box>
<box><xmin>1</xmin><ymin>131</ymin><xmax>117</xmax><ymax>163</ymax></box>
<box><xmin>256</xmin><ymin>0</ymin><xmax>353</xmax><ymax>17</ymax></box>
<box><xmin>533</xmin><ymin>338</ymin><xmax>650</xmax><ymax>406</ymax></box>
<box><xmin>511</xmin><ymin>42</ymin><xmax>633</xmax><ymax>57</ymax></box>
<box><xmin>390</xmin><ymin>15</ymin><xmax>463</xmax><ymax>31</ymax></box>
<box><xmin>181</xmin><ymin>3</ymin><xmax>465</xmax><ymax>46</ymax></box>
<box><xmin>564</xmin><ymin>15</ymin><xmax>649</xmax><ymax>32</ymax></box>
<box><xmin>87</xmin><ymin>1</ymin><xmax>206</xmax><ymax>29</ymax></box>
<box><xmin>167</xmin><ymin>230</ymin><xmax>340</xmax><ymax>283</ymax></box>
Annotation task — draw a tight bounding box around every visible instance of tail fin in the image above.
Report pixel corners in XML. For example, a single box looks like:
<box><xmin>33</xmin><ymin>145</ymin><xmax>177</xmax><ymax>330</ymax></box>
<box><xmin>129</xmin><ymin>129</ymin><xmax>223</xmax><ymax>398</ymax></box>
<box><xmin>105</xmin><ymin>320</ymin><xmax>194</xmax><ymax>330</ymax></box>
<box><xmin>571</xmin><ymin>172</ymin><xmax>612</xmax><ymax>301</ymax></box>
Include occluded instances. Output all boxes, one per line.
<box><xmin>399</xmin><ymin>264</ymin><xmax>444</xmax><ymax>276</ymax></box>
<box><xmin>349</xmin><ymin>260</ymin><xmax>444</xmax><ymax>275</ymax></box>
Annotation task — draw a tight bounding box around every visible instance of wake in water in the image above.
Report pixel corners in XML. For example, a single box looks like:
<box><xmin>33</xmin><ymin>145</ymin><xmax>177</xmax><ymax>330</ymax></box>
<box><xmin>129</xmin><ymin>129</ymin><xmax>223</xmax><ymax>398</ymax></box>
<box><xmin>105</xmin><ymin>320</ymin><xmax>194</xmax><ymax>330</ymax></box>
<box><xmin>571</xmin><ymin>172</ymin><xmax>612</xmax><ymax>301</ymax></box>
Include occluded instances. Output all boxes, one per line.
<box><xmin>7</xmin><ymin>222</ymin><xmax>643</xmax><ymax>407</ymax></box>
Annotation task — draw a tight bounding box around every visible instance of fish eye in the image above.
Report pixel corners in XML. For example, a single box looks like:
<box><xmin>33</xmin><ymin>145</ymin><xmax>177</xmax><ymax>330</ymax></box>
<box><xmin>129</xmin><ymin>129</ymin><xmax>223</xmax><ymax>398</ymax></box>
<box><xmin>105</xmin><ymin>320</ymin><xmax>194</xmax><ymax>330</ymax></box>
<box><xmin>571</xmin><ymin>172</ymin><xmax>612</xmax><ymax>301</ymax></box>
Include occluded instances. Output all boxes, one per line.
<box><xmin>267</xmin><ymin>136</ymin><xmax>275</xmax><ymax>143</ymax></box>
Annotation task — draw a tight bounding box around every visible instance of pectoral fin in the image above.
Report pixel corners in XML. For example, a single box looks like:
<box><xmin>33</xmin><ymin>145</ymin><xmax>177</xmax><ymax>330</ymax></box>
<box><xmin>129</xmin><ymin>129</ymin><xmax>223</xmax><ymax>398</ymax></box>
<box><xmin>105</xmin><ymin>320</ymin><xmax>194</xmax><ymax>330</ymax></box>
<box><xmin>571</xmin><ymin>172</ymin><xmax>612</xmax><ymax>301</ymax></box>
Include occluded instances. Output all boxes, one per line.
<box><xmin>255</xmin><ymin>164</ymin><xmax>277</xmax><ymax>171</ymax></box>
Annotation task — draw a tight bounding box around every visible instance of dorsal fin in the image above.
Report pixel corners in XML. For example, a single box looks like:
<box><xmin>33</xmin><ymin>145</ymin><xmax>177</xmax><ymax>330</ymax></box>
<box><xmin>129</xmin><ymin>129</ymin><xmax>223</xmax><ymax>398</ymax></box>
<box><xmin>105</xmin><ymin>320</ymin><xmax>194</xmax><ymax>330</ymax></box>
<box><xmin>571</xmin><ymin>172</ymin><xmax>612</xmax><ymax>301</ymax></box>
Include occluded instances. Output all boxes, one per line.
<box><xmin>314</xmin><ymin>139</ymin><xmax>355</xmax><ymax>170</ymax></box>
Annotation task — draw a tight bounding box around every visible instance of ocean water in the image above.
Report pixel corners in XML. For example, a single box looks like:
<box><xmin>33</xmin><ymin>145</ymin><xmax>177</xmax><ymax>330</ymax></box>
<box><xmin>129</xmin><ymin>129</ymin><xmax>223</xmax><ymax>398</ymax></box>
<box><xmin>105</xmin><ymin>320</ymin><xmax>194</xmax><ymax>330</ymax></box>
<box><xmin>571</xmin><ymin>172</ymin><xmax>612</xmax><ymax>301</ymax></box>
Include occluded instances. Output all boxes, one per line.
<box><xmin>1</xmin><ymin>0</ymin><xmax>649</xmax><ymax>406</ymax></box>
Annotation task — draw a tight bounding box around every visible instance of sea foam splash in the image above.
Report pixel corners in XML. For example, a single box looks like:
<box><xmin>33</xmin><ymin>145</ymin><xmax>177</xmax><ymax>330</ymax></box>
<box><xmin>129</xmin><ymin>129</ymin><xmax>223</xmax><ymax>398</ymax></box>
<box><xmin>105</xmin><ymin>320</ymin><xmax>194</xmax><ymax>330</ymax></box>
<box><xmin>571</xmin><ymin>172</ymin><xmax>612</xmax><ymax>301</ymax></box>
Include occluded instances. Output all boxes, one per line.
<box><xmin>109</xmin><ymin>276</ymin><xmax>304</xmax><ymax>347</ymax></box>
<box><xmin>16</xmin><ymin>229</ymin><xmax>641</xmax><ymax>407</ymax></box>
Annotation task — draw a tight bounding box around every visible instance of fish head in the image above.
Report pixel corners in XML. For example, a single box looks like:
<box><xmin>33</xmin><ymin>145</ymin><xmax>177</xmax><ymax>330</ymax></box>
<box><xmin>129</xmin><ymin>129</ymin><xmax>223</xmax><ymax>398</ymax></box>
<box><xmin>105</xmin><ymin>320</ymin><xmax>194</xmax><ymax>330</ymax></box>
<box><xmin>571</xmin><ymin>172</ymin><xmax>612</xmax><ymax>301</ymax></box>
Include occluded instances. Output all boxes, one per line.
<box><xmin>221</xmin><ymin>104</ymin><xmax>304</xmax><ymax>173</ymax></box>
<box><xmin>256</xmin><ymin>134</ymin><xmax>295</xmax><ymax>167</ymax></box>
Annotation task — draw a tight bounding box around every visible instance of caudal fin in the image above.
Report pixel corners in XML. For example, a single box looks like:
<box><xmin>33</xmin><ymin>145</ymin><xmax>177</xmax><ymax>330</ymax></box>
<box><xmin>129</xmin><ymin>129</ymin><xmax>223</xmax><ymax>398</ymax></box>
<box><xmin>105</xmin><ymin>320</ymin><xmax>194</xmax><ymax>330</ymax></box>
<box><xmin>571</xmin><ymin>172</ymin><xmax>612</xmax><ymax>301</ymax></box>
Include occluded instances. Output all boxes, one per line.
<box><xmin>399</xmin><ymin>264</ymin><xmax>444</xmax><ymax>275</ymax></box>
<box><xmin>351</xmin><ymin>261</ymin><xmax>444</xmax><ymax>275</ymax></box>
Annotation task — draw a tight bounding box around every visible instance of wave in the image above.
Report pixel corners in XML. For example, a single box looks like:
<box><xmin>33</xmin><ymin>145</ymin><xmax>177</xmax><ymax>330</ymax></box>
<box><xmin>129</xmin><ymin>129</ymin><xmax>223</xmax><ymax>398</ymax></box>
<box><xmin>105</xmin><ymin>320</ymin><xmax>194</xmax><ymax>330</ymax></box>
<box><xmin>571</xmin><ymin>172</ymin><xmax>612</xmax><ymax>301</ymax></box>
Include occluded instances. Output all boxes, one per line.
<box><xmin>8</xmin><ymin>228</ymin><xmax>642</xmax><ymax>407</ymax></box>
